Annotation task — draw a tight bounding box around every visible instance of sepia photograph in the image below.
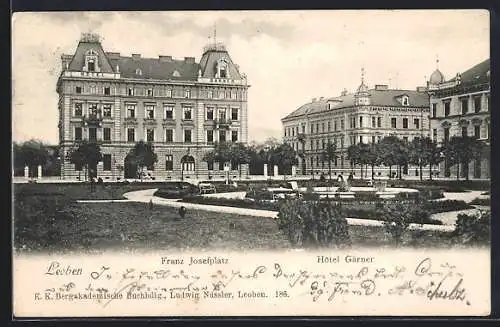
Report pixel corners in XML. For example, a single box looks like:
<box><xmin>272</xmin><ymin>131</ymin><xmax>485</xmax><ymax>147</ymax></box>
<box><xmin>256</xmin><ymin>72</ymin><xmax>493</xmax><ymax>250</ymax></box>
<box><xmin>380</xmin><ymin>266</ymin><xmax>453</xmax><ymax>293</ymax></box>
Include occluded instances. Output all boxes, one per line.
<box><xmin>11</xmin><ymin>10</ymin><xmax>491</xmax><ymax>317</ymax></box>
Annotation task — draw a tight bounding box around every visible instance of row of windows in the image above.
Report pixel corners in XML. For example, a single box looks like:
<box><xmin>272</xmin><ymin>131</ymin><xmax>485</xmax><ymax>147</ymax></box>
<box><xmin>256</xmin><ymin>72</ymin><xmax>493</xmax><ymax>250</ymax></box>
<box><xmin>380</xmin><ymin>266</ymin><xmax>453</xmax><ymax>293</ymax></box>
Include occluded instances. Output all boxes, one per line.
<box><xmin>309</xmin><ymin>155</ymin><xmax>345</xmax><ymax>168</ymax></box>
<box><xmin>286</xmin><ymin>117</ymin><xmax>422</xmax><ymax>137</ymax></box>
<box><xmin>73</xmin><ymin>102</ymin><xmax>240</xmax><ymax>121</ymax></box>
<box><xmin>74</xmin><ymin>84</ymin><xmax>245</xmax><ymax>100</ymax></box>
<box><xmin>432</xmin><ymin>125</ymin><xmax>490</xmax><ymax>143</ymax></box>
<box><xmin>73</xmin><ymin>127</ymin><xmax>239</xmax><ymax>143</ymax></box>
<box><xmin>431</xmin><ymin>94</ymin><xmax>490</xmax><ymax>118</ymax></box>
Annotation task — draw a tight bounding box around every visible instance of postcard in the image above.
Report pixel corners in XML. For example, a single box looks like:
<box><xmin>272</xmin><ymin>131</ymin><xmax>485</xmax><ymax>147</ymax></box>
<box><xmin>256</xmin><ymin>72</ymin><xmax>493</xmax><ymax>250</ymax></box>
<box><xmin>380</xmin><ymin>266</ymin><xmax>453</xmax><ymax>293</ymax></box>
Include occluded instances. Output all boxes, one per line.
<box><xmin>12</xmin><ymin>10</ymin><xmax>491</xmax><ymax>317</ymax></box>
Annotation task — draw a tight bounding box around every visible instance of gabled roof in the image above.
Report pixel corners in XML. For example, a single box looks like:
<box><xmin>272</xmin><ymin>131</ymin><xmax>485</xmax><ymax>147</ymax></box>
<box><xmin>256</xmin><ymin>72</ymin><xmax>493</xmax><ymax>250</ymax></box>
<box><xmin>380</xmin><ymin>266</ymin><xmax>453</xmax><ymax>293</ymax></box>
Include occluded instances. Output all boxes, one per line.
<box><xmin>67</xmin><ymin>41</ymin><xmax>114</xmax><ymax>73</ymax></box>
<box><xmin>283</xmin><ymin>89</ymin><xmax>429</xmax><ymax>120</ymax></box>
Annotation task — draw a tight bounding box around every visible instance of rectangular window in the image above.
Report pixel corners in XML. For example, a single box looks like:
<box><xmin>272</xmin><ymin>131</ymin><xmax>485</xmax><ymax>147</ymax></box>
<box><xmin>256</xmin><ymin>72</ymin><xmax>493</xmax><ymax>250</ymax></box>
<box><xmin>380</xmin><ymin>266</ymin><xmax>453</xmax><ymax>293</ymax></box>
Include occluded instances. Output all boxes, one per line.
<box><xmin>219</xmin><ymin>161</ymin><xmax>225</xmax><ymax>171</ymax></box>
<box><xmin>316</xmin><ymin>123</ymin><xmax>320</xmax><ymax>133</ymax></box>
<box><xmin>207</xmin><ymin>90</ymin><xmax>213</xmax><ymax>99</ymax></box>
<box><xmin>225</xmin><ymin>91</ymin><xmax>231</xmax><ymax>99</ymax></box>
<box><xmin>359</xmin><ymin>136</ymin><xmax>363</xmax><ymax>144</ymax></box>
<box><xmin>165</xmin><ymin>155</ymin><xmax>173</xmax><ymax>171</ymax></box>
<box><xmin>184</xmin><ymin>130</ymin><xmax>192</xmax><ymax>143</ymax></box>
<box><xmin>89</xmin><ymin>128</ymin><xmax>97</xmax><ymax>142</ymax></box>
<box><xmin>377</xmin><ymin>117</ymin><xmax>382</xmax><ymax>128</ymax></box>
<box><xmin>310</xmin><ymin>140</ymin><xmax>313</xmax><ymax>150</ymax></box>
<box><xmin>372</xmin><ymin>135</ymin><xmax>376</xmax><ymax>143</ymax></box>
<box><xmin>183</xmin><ymin>107</ymin><xmax>192</xmax><ymax>120</ymax></box>
<box><xmin>231</xmin><ymin>108</ymin><xmax>239</xmax><ymax>121</ymax></box>
<box><xmin>165</xmin><ymin>129</ymin><xmax>173</xmax><ymax>142</ymax></box>
<box><xmin>371</xmin><ymin>117</ymin><xmax>376</xmax><ymax>128</ymax></box>
<box><xmin>103</xmin><ymin>128</ymin><xmax>111</xmax><ymax>141</ymax></box>
<box><xmin>474</xmin><ymin>126</ymin><xmax>480</xmax><ymax>139</ymax></box>
<box><xmin>334</xmin><ymin>120</ymin><xmax>338</xmax><ymax>131</ymax></box>
<box><xmin>402</xmin><ymin>118</ymin><xmax>408</xmax><ymax>129</ymax></box>
<box><xmin>321</xmin><ymin>123</ymin><xmax>325</xmax><ymax>133</ymax></box>
<box><xmin>74</xmin><ymin>127</ymin><xmax>82</xmax><ymax>141</ymax></box>
<box><xmin>341</xmin><ymin>119</ymin><xmax>344</xmax><ymax>130</ymax></box>
<box><xmin>219</xmin><ymin>130</ymin><xmax>226</xmax><ymax>142</ymax></box>
<box><xmin>444</xmin><ymin>101</ymin><xmax>450</xmax><ymax>117</ymax></box>
<box><xmin>184</xmin><ymin>89</ymin><xmax>191</xmax><ymax>98</ymax></box>
<box><xmin>74</xmin><ymin>103</ymin><xmax>83</xmax><ymax>116</ymax></box>
<box><xmin>433</xmin><ymin>129</ymin><xmax>437</xmax><ymax>141</ymax></box>
<box><xmin>359</xmin><ymin>117</ymin><xmax>363</xmax><ymax>128</ymax></box>
<box><xmin>432</xmin><ymin>103</ymin><xmax>437</xmax><ymax>117</ymax></box>
<box><xmin>231</xmin><ymin>90</ymin><xmax>237</xmax><ymax>99</ymax></box>
<box><xmin>462</xmin><ymin>126</ymin><xmax>468</xmax><ymax>137</ymax></box>
<box><xmin>103</xmin><ymin>154</ymin><xmax>112</xmax><ymax>171</ymax></box>
<box><xmin>391</xmin><ymin>118</ymin><xmax>397</xmax><ymax>128</ymax></box>
<box><xmin>403</xmin><ymin>136</ymin><xmax>408</xmax><ymax>142</ymax></box>
<box><xmin>474</xmin><ymin>96</ymin><xmax>482</xmax><ymax>113</ymax></box>
<box><xmin>146</xmin><ymin>129</ymin><xmax>155</xmax><ymax>142</ymax></box>
<box><xmin>166</xmin><ymin>89</ymin><xmax>172</xmax><ymax>98</ymax></box>
<box><xmin>444</xmin><ymin>128</ymin><xmax>450</xmax><ymax>143</ymax></box>
<box><xmin>90</xmin><ymin>85</ymin><xmax>97</xmax><ymax>94</ymax></box>
<box><xmin>414</xmin><ymin>118</ymin><xmax>420</xmax><ymax>129</ymax></box>
<box><xmin>461</xmin><ymin>98</ymin><xmax>469</xmax><ymax>114</ymax></box>
<box><xmin>316</xmin><ymin>139</ymin><xmax>320</xmax><ymax>149</ymax></box>
<box><xmin>147</xmin><ymin>89</ymin><xmax>153</xmax><ymax>97</ymax></box>
<box><xmin>104</xmin><ymin>87</ymin><xmax>110</xmax><ymax>95</ymax></box>
<box><xmin>76</xmin><ymin>86</ymin><xmax>82</xmax><ymax>94</ymax></box>
<box><xmin>310</xmin><ymin>124</ymin><xmax>314</xmax><ymax>134</ymax></box>
<box><xmin>231</xmin><ymin>130</ymin><xmax>238</xmax><ymax>142</ymax></box>
<box><xmin>163</xmin><ymin>105</ymin><xmax>174</xmax><ymax>119</ymax></box>
<box><xmin>206</xmin><ymin>107</ymin><xmax>214</xmax><ymax>120</ymax></box>
<box><xmin>128</xmin><ymin>88</ymin><xmax>134</xmax><ymax>96</ymax></box>
<box><xmin>126</xmin><ymin>104</ymin><xmax>136</xmax><ymax>118</ymax></box>
<box><xmin>89</xmin><ymin>103</ymin><xmax>99</xmax><ymax>116</ymax></box>
<box><xmin>487</xmin><ymin>96</ymin><xmax>490</xmax><ymax>112</ymax></box>
<box><xmin>145</xmin><ymin>105</ymin><xmax>155</xmax><ymax>119</ymax></box>
<box><xmin>127</xmin><ymin>128</ymin><xmax>135</xmax><ymax>142</ymax></box>
<box><xmin>207</xmin><ymin>130</ymin><xmax>214</xmax><ymax>143</ymax></box>
<box><xmin>208</xmin><ymin>160</ymin><xmax>214</xmax><ymax>171</ymax></box>
<box><xmin>102</xmin><ymin>104</ymin><xmax>112</xmax><ymax>117</ymax></box>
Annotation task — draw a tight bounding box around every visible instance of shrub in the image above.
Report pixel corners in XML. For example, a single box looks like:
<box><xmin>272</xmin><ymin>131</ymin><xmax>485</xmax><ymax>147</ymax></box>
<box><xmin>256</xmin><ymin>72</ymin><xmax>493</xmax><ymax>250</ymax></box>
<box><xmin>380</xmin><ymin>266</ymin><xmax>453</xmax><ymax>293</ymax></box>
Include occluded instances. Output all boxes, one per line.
<box><xmin>427</xmin><ymin>200</ymin><xmax>472</xmax><ymax>213</ymax></box>
<box><xmin>469</xmin><ymin>197</ymin><xmax>491</xmax><ymax>206</ymax></box>
<box><xmin>277</xmin><ymin>199</ymin><xmax>350</xmax><ymax>248</ymax></box>
<box><xmin>375</xmin><ymin>200</ymin><xmax>431</xmax><ymax>245</ymax></box>
<box><xmin>453</xmin><ymin>210</ymin><xmax>490</xmax><ymax>245</ymax></box>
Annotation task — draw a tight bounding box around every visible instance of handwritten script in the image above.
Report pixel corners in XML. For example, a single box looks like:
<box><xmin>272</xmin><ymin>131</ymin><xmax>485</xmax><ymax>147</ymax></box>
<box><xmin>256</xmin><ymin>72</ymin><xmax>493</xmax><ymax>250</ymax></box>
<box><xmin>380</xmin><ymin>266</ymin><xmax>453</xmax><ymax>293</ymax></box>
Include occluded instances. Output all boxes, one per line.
<box><xmin>34</xmin><ymin>257</ymin><xmax>471</xmax><ymax>308</ymax></box>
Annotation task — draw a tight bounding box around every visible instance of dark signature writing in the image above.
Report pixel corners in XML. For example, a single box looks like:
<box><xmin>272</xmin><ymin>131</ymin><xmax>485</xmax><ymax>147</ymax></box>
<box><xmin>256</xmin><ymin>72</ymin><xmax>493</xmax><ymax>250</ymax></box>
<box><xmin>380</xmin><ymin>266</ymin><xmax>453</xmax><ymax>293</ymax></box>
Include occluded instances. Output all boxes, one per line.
<box><xmin>40</xmin><ymin>258</ymin><xmax>470</xmax><ymax>307</ymax></box>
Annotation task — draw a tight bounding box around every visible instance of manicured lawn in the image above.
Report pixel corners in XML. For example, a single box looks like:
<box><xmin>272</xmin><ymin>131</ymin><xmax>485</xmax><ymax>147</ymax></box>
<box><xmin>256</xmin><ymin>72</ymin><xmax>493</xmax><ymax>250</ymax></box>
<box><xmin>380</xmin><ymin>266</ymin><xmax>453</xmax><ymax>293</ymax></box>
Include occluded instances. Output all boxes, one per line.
<box><xmin>13</xmin><ymin>183</ymin><xmax>471</xmax><ymax>254</ymax></box>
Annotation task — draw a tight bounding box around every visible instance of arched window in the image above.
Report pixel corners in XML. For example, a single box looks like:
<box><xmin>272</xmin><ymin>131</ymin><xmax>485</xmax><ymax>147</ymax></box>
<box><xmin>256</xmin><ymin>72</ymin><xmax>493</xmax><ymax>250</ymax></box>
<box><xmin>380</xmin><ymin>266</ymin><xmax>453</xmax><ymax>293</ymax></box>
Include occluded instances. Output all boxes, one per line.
<box><xmin>216</xmin><ymin>59</ymin><xmax>229</xmax><ymax>78</ymax></box>
<box><xmin>84</xmin><ymin>49</ymin><xmax>99</xmax><ymax>72</ymax></box>
<box><xmin>181</xmin><ymin>155</ymin><xmax>195</xmax><ymax>172</ymax></box>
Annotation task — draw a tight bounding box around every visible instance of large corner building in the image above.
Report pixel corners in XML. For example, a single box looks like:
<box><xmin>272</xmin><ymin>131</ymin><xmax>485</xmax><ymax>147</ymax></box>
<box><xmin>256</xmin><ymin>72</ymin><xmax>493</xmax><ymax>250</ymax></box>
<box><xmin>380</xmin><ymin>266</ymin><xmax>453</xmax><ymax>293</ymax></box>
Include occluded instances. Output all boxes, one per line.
<box><xmin>428</xmin><ymin>59</ymin><xmax>490</xmax><ymax>179</ymax></box>
<box><xmin>281</xmin><ymin>73</ymin><xmax>430</xmax><ymax>178</ymax></box>
<box><xmin>57</xmin><ymin>33</ymin><xmax>249</xmax><ymax>180</ymax></box>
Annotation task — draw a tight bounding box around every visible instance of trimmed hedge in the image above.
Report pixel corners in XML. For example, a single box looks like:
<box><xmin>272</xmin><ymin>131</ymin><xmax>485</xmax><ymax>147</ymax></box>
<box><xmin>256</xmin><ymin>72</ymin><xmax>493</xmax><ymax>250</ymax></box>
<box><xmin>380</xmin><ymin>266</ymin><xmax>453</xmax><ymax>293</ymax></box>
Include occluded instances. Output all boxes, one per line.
<box><xmin>469</xmin><ymin>197</ymin><xmax>491</xmax><ymax>206</ymax></box>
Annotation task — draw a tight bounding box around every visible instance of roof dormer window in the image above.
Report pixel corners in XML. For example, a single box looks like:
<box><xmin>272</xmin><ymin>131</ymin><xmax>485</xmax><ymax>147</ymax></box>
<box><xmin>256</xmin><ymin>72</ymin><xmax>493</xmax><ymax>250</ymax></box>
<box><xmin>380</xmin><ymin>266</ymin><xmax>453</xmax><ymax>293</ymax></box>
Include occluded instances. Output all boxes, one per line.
<box><xmin>173</xmin><ymin>70</ymin><xmax>181</xmax><ymax>77</ymax></box>
<box><xmin>402</xmin><ymin>95</ymin><xmax>409</xmax><ymax>106</ymax></box>
<box><xmin>84</xmin><ymin>49</ymin><xmax>100</xmax><ymax>72</ymax></box>
<box><xmin>136</xmin><ymin>68</ymin><xmax>142</xmax><ymax>76</ymax></box>
<box><xmin>216</xmin><ymin>59</ymin><xmax>229</xmax><ymax>79</ymax></box>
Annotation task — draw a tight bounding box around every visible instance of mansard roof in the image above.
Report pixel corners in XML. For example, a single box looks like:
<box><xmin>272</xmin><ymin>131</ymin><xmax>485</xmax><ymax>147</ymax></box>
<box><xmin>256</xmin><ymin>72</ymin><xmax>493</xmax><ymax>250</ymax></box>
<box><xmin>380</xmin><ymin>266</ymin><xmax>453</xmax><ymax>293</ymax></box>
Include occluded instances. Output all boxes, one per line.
<box><xmin>283</xmin><ymin>89</ymin><xmax>429</xmax><ymax>120</ymax></box>
<box><xmin>63</xmin><ymin>38</ymin><xmax>242</xmax><ymax>82</ymax></box>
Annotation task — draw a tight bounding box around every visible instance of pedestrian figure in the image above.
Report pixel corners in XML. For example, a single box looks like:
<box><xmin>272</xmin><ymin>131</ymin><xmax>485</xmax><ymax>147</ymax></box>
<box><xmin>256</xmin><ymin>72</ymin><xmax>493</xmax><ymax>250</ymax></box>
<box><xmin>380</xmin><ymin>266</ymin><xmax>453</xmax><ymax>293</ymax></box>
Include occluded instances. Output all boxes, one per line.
<box><xmin>178</xmin><ymin>206</ymin><xmax>187</xmax><ymax>219</ymax></box>
<box><xmin>149</xmin><ymin>199</ymin><xmax>154</xmax><ymax>211</ymax></box>
<box><xmin>90</xmin><ymin>177</ymin><xmax>96</xmax><ymax>193</ymax></box>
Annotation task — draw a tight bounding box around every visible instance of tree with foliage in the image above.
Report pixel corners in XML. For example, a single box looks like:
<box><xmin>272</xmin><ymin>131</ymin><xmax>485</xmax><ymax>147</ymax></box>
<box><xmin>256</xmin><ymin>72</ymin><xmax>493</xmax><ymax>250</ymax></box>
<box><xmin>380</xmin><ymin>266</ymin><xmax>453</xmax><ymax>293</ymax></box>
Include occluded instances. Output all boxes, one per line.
<box><xmin>321</xmin><ymin>141</ymin><xmax>337</xmax><ymax>181</ymax></box>
<box><xmin>445</xmin><ymin>136</ymin><xmax>486</xmax><ymax>181</ymax></box>
<box><xmin>347</xmin><ymin>144</ymin><xmax>361</xmax><ymax>177</ymax></box>
<box><xmin>365</xmin><ymin>142</ymin><xmax>382</xmax><ymax>179</ymax></box>
<box><xmin>66</xmin><ymin>140</ymin><xmax>103</xmax><ymax>181</ymax></box>
<box><xmin>427</xmin><ymin>140</ymin><xmax>443</xmax><ymax>180</ymax></box>
<box><xmin>14</xmin><ymin>140</ymin><xmax>51</xmax><ymax>177</ymax></box>
<box><xmin>378</xmin><ymin>136</ymin><xmax>400</xmax><ymax>178</ymax></box>
<box><xmin>127</xmin><ymin>141</ymin><xmax>158</xmax><ymax>181</ymax></box>
<box><xmin>409</xmin><ymin>137</ymin><xmax>434</xmax><ymax>181</ymax></box>
<box><xmin>272</xmin><ymin>143</ymin><xmax>298</xmax><ymax>175</ymax></box>
<box><xmin>231</xmin><ymin>142</ymin><xmax>251</xmax><ymax>178</ymax></box>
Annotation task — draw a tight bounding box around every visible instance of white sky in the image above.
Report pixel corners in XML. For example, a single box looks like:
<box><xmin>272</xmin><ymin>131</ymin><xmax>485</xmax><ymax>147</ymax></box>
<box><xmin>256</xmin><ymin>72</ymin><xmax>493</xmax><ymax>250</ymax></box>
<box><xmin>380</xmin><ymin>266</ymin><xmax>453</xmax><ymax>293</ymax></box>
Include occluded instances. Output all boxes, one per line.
<box><xmin>12</xmin><ymin>10</ymin><xmax>490</xmax><ymax>144</ymax></box>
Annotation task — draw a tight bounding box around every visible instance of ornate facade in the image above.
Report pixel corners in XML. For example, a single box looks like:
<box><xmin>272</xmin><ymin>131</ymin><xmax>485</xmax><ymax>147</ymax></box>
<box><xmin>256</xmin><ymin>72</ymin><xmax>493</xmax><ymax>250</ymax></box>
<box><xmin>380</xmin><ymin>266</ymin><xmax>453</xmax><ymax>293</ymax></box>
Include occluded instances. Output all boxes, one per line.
<box><xmin>281</xmin><ymin>72</ymin><xmax>430</xmax><ymax>178</ymax></box>
<box><xmin>57</xmin><ymin>33</ymin><xmax>249</xmax><ymax>181</ymax></box>
<box><xmin>428</xmin><ymin>59</ymin><xmax>490</xmax><ymax>179</ymax></box>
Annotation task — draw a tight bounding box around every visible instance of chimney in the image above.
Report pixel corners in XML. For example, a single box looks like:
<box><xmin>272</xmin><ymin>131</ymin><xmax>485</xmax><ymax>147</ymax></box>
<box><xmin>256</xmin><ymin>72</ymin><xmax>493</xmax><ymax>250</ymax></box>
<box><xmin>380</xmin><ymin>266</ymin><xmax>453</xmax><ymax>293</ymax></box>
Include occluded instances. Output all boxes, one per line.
<box><xmin>416</xmin><ymin>86</ymin><xmax>428</xmax><ymax>92</ymax></box>
<box><xmin>312</xmin><ymin>98</ymin><xmax>317</xmax><ymax>102</ymax></box>
<box><xmin>132</xmin><ymin>54</ymin><xmax>141</xmax><ymax>60</ymax></box>
<box><xmin>374</xmin><ymin>84</ymin><xmax>389</xmax><ymax>91</ymax></box>
<box><xmin>340</xmin><ymin>88</ymin><xmax>348</xmax><ymax>96</ymax></box>
<box><xmin>184</xmin><ymin>57</ymin><xmax>195</xmax><ymax>63</ymax></box>
<box><xmin>319</xmin><ymin>97</ymin><xmax>325</xmax><ymax>101</ymax></box>
<box><xmin>159</xmin><ymin>55</ymin><xmax>172</xmax><ymax>62</ymax></box>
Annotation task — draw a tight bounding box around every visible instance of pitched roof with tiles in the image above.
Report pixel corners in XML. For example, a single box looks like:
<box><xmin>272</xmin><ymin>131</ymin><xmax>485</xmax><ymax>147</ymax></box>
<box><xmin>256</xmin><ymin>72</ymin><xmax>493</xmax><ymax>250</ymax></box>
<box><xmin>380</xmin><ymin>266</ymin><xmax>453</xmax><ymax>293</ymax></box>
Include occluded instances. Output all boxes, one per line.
<box><xmin>282</xmin><ymin>89</ymin><xmax>429</xmax><ymax>120</ymax></box>
<box><xmin>448</xmin><ymin>58</ymin><xmax>490</xmax><ymax>87</ymax></box>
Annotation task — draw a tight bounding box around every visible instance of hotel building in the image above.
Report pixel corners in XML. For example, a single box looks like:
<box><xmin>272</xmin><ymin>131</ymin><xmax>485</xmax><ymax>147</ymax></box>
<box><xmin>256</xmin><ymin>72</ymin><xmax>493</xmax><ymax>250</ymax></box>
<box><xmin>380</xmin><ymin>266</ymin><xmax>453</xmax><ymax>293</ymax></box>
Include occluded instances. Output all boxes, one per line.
<box><xmin>57</xmin><ymin>33</ymin><xmax>249</xmax><ymax>180</ymax></box>
<box><xmin>428</xmin><ymin>59</ymin><xmax>490</xmax><ymax>179</ymax></box>
<box><xmin>281</xmin><ymin>72</ymin><xmax>430</xmax><ymax>178</ymax></box>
